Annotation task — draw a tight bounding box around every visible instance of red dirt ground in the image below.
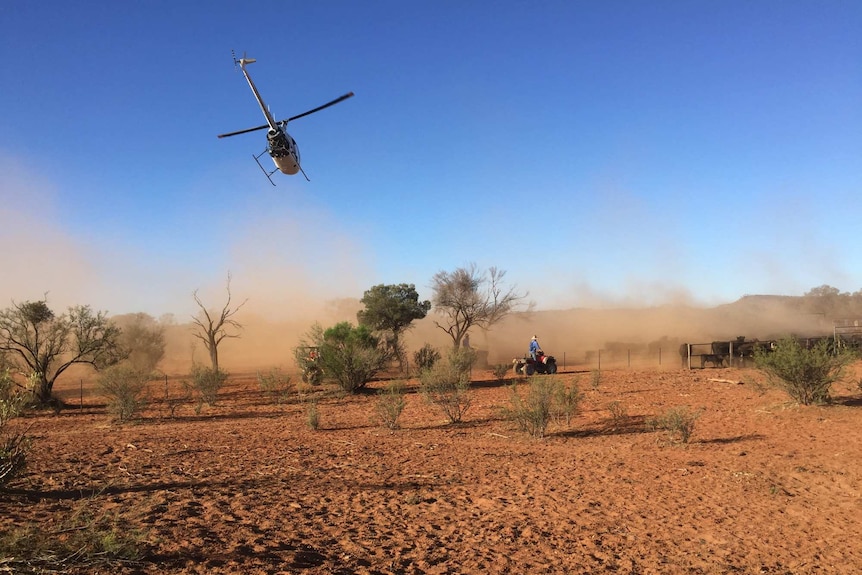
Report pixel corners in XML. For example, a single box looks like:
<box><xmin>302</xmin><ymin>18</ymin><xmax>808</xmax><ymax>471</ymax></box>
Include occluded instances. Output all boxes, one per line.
<box><xmin>3</xmin><ymin>364</ymin><xmax>862</xmax><ymax>574</ymax></box>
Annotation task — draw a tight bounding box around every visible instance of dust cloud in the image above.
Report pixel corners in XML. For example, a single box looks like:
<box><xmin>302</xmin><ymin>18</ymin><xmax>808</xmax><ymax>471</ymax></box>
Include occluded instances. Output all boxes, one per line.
<box><xmin>0</xmin><ymin>156</ymin><xmax>98</xmax><ymax>309</ymax></box>
<box><xmin>158</xmin><ymin>293</ymin><xmax>834</xmax><ymax>376</ymax></box>
<box><xmin>0</xmin><ymin>154</ymin><xmax>843</xmax><ymax>377</ymax></box>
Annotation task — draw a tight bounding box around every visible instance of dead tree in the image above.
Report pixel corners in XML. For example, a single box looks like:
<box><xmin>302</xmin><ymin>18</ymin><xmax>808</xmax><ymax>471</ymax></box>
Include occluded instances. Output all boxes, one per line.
<box><xmin>191</xmin><ymin>275</ymin><xmax>247</xmax><ymax>372</ymax></box>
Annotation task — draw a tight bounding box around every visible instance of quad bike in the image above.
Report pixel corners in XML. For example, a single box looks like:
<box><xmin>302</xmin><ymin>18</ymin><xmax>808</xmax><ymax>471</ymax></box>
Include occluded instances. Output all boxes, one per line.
<box><xmin>513</xmin><ymin>351</ymin><xmax>558</xmax><ymax>376</ymax></box>
<box><xmin>299</xmin><ymin>347</ymin><xmax>324</xmax><ymax>385</ymax></box>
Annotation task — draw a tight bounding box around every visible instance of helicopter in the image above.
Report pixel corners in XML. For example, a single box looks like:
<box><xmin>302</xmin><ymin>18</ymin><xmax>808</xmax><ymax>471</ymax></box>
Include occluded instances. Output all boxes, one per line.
<box><xmin>217</xmin><ymin>52</ymin><xmax>353</xmax><ymax>184</ymax></box>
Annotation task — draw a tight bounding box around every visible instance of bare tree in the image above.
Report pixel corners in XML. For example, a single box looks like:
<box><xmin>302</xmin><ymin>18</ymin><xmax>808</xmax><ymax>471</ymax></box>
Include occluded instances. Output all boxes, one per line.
<box><xmin>431</xmin><ymin>264</ymin><xmax>526</xmax><ymax>349</ymax></box>
<box><xmin>191</xmin><ymin>275</ymin><xmax>247</xmax><ymax>372</ymax></box>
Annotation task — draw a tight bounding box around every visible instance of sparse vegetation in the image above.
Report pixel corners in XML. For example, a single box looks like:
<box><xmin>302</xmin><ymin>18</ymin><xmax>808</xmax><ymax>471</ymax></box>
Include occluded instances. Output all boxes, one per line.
<box><xmin>297</xmin><ymin>322</ymin><xmax>391</xmax><ymax>393</ymax></box>
<box><xmin>184</xmin><ymin>364</ymin><xmax>228</xmax><ymax>413</ymax></box>
<box><xmin>504</xmin><ymin>376</ymin><xmax>582</xmax><ymax>437</ymax></box>
<box><xmin>0</xmin><ymin>496</ymin><xmax>148</xmax><ymax>570</ymax></box>
<box><xmin>257</xmin><ymin>367</ymin><xmax>293</xmax><ymax>404</ymax></box>
<box><xmin>590</xmin><ymin>369</ymin><xmax>601</xmax><ymax>391</ymax></box>
<box><xmin>413</xmin><ymin>344</ymin><xmax>441</xmax><ymax>372</ymax></box>
<box><xmin>375</xmin><ymin>380</ymin><xmax>407</xmax><ymax>429</ymax></box>
<box><xmin>492</xmin><ymin>363</ymin><xmax>510</xmax><ymax>381</ymax></box>
<box><xmin>306</xmin><ymin>400</ymin><xmax>321</xmax><ymax>430</ymax></box>
<box><xmin>419</xmin><ymin>350</ymin><xmax>473</xmax><ymax>424</ymax></box>
<box><xmin>555</xmin><ymin>379</ymin><xmax>582</xmax><ymax>426</ymax></box>
<box><xmin>649</xmin><ymin>406</ymin><xmax>700</xmax><ymax>443</ymax></box>
<box><xmin>754</xmin><ymin>337</ymin><xmax>853</xmax><ymax>405</ymax></box>
<box><xmin>505</xmin><ymin>376</ymin><xmax>558</xmax><ymax>438</ymax></box>
<box><xmin>607</xmin><ymin>400</ymin><xmax>628</xmax><ymax>423</ymax></box>
<box><xmin>97</xmin><ymin>365</ymin><xmax>150</xmax><ymax>422</ymax></box>
<box><xmin>0</xmin><ymin>359</ymin><xmax>29</xmax><ymax>487</ymax></box>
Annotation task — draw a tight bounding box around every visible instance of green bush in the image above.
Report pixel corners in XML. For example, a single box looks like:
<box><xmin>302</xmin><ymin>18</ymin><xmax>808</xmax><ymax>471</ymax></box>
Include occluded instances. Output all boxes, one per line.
<box><xmin>505</xmin><ymin>376</ymin><xmax>558</xmax><ymax>438</ymax></box>
<box><xmin>375</xmin><ymin>380</ymin><xmax>407</xmax><ymax>429</ymax></box>
<box><xmin>184</xmin><ymin>365</ymin><xmax>228</xmax><ymax>413</ymax></box>
<box><xmin>649</xmin><ymin>406</ymin><xmax>700</xmax><ymax>443</ymax></box>
<box><xmin>504</xmin><ymin>376</ymin><xmax>582</xmax><ymax>437</ymax></box>
<box><xmin>754</xmin><ymin>337</ymin><xmax>852</xmax><ymax>405</ymax></box>
<box><xmin>419</xmin><ymin>351</ymin><xmax>472</xmax><ymax>424</ymax></box>
<box><xmin>607</xmin><ymin>400</ymin><xmax>628</xmax><ymax>423</ymax></box>
<box><xmin>97</xmin><ymin>365</ymin><xmax>150</xmax><ymax>422</ymax></box>
<box><xmin>449</xmin><ymin>347</ymin><xmax>478</xmax><ymax>375</ymax></box>
<box><xmin>298</xmin><ymin>323</ymin><xmax>390</xmax><ymax>393</ymax></box>
<box><xmin>413</xmin><ymin>344</ymin><xmax>441</xmax><ymax>372</ymax></box>
<box><xmin>555</xmin><ymin>379</ymin><xmax>583</xmax><ymax>426</ymax></box>
<box><xmin>492</xmin><ymin>363</ymin><xmax>510</xmax><ymax>381</ymax></box>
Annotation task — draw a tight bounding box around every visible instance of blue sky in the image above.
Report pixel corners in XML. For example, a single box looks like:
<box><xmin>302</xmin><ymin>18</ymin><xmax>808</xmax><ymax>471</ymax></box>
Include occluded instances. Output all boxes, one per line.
<box><xmin>1</xmin><ymin>1</ymin><xmax>860</xmax><ymax>318</ymax></box>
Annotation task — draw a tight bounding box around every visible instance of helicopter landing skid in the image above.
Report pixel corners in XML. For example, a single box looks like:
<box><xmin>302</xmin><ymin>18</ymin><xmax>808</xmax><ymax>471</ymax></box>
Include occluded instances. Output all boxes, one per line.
<box><xmin>253</xmin><ymin>151</ymin><xmax>278</xmax><ymax>186</ymax></box>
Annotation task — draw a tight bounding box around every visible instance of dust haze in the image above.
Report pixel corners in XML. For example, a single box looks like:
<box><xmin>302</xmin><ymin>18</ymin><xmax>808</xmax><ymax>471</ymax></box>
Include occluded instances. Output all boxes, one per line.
<box><xmin>159</xmin><ymin>293</ymin><xmax>834</xmax><ymax>375</ymax></box>
<box><xmin>0</xmin><ymin>153</ymin><xmax>844</xmax><ymax>375</ymax></box>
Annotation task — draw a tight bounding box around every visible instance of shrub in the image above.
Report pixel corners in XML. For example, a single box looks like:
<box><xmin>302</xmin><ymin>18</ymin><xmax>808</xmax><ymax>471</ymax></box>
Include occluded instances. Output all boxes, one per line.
<box><xmin>0</xmin><ymin>432</ymin><xmax>29</xmax><ymax>488</ymax></box>
<box><xmin>257</xmin><ymin>368</ymin><xmax>293</xmax><ymax>404</ymax></box>
<box><xmin>754</xmin><ymin>337</ymin><xmax>852</xmax><ymax>405</ymax></box>
<box><xmin>0</xmin><ymin>363</ymin><xmax>29</xmax><ymax>487</ymax></box>
<box><xmin>97</xmin><ymin>365</ymin><xmax>150</xmax><ymax>422</ymax></box>
<box><xmin>449</xmin><ymin>347</ymin><xmax>478</xmax><ymax>375</ymax></box>
<box><xmin>413</xmin><ymin>344</ymin><xmax>441</xmax><ymax>372</ymax></box>
<box><xmin>503</xmin><ymin>376</ymin><xmax>583</xmax><ymax>437</ymax></box>
<box><xmin>492</xmin><ymin>363</ymin><xmax>510</xmax><ymax>381</ymax></box>
<box><xmin>419</xmin><ymin>351</ymin><xmax>472</xmax><ymax>424</ymax></box>
<box><xmin>607</xmin><ymin>400</ymin><xmax>628</xmax><ymax>423</ymax></box>
<box><xmin>505</xmin><ymin>376</ymin><xmax>558</xmax><ymax>437</ymax></box>
<box><xmin>590</xmin><ymin>369</ymin><xmax>601</xmax><ymax>391</ymax></box>
<box><xmin>555</xmin><ymin>379</ymin><xmax>583</xmax><ymax>426</ymax></box>
<box><xmin>298</xmin><ymin>323</ymin><xmax>390</xmax><ymax>393</ymax></box>
<box><xmin>375</xmin><ymin>380</ymin><xmax>407</xmax><ymax>429</ymax></box>
<box><xmin>650</xmin><ymin>406</ymin><xmax>700</xmax><ymax>443</ymax></box>
<box><xmin>306</xmin><ymin>400</ymin><xmax>320</xmax><ymax>430</ymax></box>
<box><xmin>184</xmin><ymin>365</ymin><xmax>228</xmax><ymax>413</ymax></box>
<box><xmin>0</xmin><ymin>364</ymin><xmax>26</xmax><ymax>427</ymax></box>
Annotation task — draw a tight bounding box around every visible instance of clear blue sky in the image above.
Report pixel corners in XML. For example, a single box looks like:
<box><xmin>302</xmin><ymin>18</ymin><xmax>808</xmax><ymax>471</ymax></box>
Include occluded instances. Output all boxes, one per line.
<box><xmin>1</xmin><ymin>1</ymin><xmax>860</xmax><ymax>317</ymax></box>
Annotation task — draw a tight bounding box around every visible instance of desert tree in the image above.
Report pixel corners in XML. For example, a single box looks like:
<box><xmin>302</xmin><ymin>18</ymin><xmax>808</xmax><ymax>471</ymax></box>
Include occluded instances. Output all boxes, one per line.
<box><xmin>191</xmin><ymin>275</ymin><xmax>247</xmax><ymax>373</ymax></box>
<box><xmin>111</xmin><ymin>312</ymin><xmax>166</xmax><ymax>375</ymax></box>
<box><xmin>431</xmin><ymin>263</ymin><xmax>526</xmax><ymax>350</ymax></box>
<box><xmin>357</xmin><ymin>283</ymin><xmax>431</xmax><ymax>372</ymax></box>
<box><xmin>0</xmin><ymin>298</ymin><xmax>125</xmax><ymax>405</ymax></box>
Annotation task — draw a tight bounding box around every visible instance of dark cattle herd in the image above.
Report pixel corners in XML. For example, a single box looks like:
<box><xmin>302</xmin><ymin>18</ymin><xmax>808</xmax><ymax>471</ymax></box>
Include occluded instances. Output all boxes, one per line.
<box><xmin>679</xmin><ymin>335</ymin><xmax>862</xmax><ymax>369</ymax></box>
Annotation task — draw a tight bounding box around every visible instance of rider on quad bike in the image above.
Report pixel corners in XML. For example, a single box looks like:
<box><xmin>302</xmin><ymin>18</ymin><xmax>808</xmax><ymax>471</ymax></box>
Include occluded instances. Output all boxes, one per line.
<box><xmin>514</xmin><ymin>336</ymin><xmax>558</xmax><ymax>375</ymax></box>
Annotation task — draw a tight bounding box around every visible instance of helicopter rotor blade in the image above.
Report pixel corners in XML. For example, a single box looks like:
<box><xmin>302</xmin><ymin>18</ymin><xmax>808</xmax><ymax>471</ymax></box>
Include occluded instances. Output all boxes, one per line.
<box><xmin>218</xmin><ymin>92</ymin><xmax>354</xmax><ymax>138</ymax></box>
<box><xmin>283</xmin><ymin>92</ymin><xmax>354</xmax><ymax>123</ymax></box>
<box><xmin>217</xmin><ymin>124</ymin><xmax>269</xmax><ymax>138</ymax></box>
